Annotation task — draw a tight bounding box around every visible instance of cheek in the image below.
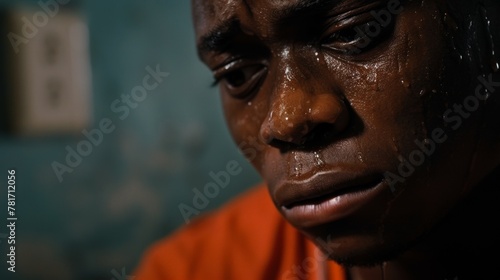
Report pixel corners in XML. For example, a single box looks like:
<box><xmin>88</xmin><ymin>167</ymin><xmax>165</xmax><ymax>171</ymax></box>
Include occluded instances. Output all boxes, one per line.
<box><xmin>340</xmin><ymin>8</ymin><xmax>451</xmax><ymax>161</ymax></box>
<box><xmin>221</xmin><ymin>93</ymin><xmax>268</xmax><ymax>167</ymax></box>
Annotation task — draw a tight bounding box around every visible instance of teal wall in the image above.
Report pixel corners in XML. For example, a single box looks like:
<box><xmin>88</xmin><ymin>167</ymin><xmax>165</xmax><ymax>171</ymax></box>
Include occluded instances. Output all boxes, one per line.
<box><xmin>0</xmin><ymin>1</ymin><xmax>261</xmax><ymax>279</ymax></box>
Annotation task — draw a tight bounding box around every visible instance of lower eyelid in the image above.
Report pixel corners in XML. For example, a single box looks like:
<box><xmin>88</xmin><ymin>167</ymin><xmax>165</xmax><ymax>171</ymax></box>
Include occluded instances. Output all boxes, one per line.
<box><xmin>225</xmin><ymin>66</ymin><xmax>267</xmax><ymax>99</ymax></box>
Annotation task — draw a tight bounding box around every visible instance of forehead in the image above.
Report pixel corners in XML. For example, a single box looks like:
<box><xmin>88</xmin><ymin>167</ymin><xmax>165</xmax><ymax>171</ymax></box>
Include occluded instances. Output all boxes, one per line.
<box><xmin>192</xmin><ymin>0</ymin><xmax>349</xmax><ymax>36</ymax></box>
<box><xmin>192</xmin><ymin>0</ymin><xmax>377</xmax><ymax>57</ymax></box>
<box><xmin>191</xmin><ymin>0</ymin><xmax>240</xmax><ymax>36</ymax></box>
<box><xmin>192</xmin><ymin>0</ymin><xmax>308</xmax><ymax>21</ymax></box>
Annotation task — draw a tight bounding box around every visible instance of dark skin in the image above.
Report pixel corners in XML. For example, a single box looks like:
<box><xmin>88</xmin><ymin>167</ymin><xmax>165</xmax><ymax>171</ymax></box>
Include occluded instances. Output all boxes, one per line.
<box><xmin>192</xmin><ymin>0</ymin><xmax>500</xmax><ymax>279</ymax></box>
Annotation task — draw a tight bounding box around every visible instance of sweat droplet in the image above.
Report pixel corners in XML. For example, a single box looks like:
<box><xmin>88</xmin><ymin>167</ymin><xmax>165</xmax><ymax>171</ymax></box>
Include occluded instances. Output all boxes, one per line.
<box><xmin>314</xmin><ymin>152</ymin><xmax>324</xmax><ymax>166</ymax></box>
<box><xmin>289</xmin><ymin>152</ymin><xmax>302</xmax><ymax>177</ymax></box>
<box><xmin>357</xmin><ymin>152</ymin><xmax>364</xmax><ymax>163</ymax></box>
<box><xmin>480</xmin><ymin>7</ymin><xmax>499</xmax><ymax>73</ymax></box>
<box><xmin>392</xmin><ymin>137</ymin><xmax>399</xmax><ymax>153</ymax></box>
<box><xmin>443</xmin><ymin>12</ymin><xmax>459</xmax><ymax>31</ymax></box>
<box><xmin>397</xmin><ymin>154</ymin><xmax>405</xmax><ymax>163</ymax></box>
<box><xmin>294</xmin><ymin>164</ymin><xmax>303</xmax><ymax>177</ymax></box>
<box><xmin>493</xmin><ymin>62</ymin><xmax>500</xmax><ymax>73</ymax></box>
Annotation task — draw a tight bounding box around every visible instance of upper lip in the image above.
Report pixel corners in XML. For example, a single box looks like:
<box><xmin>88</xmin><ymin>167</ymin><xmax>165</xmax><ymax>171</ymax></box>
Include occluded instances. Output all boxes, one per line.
<box><xmin>274</xmin><ymin>168</ymin><xmax>383</xmax><ymax>209</ymax></box>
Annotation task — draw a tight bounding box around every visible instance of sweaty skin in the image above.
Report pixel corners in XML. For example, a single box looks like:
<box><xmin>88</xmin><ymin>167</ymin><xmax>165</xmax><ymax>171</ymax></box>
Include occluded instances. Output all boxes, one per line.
<box><xmin>193</xmin><ymin>0</ymin><xmax>500</xmax><ymax>279</ymax></box>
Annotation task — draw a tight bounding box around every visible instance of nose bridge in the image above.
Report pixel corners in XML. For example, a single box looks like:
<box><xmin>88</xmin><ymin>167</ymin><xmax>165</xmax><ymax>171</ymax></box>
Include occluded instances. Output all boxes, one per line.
<box><xmin>260</xmin><ymin>49</ymin><xmax>348</xmax><ymax>145</ymax></box>
<box><xmin>262</xmin><ymin>49</ymin><xmax>312</xmax><ymax>141</ymax></box>
<box><xmin>272</xmin><ymin>47</ymin><xmax>309</xmax><ymax>99</ymax></box>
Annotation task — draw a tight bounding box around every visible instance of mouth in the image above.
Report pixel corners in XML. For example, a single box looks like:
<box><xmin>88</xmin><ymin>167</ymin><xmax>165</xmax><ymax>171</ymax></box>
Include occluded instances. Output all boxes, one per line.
<box><xmin>276</xmin><ymin>169</ymin><xmax>386</xmax><ymax>228</ymax></box>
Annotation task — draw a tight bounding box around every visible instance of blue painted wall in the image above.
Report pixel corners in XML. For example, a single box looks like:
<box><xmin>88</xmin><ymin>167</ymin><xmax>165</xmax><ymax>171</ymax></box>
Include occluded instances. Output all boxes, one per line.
<box><xmin>0</xmin><ymin>1</ymin><xmax>261</xmax><ymax>279</ymax></box>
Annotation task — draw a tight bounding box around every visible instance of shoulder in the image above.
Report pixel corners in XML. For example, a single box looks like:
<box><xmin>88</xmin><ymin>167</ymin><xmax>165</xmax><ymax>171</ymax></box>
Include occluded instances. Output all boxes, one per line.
<box><xmin>134</xmin><ymin>183</ymin><xmax>347</xmax><ymax>280</ymax></box>
<box><xmin>134</xmin><ymin>184</ymin><xmax>296</xmax><ymax>279</ymax></box>
<box><xmin>175</xmin><ymin>184</ymin><xmax>284</xmax><ymax>251</ymax></box>
<box><xmin>168</xmin><ymin>183</ymin><xmax>283</xmax><ymax>246</ymax></box>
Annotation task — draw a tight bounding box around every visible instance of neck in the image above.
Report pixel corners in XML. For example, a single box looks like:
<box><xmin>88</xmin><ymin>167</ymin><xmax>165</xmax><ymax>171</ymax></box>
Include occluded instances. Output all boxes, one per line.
<box><xmin>348</xmin><ymin>167</ymin><xmax>500</xmax><ymax>280</ymax></box>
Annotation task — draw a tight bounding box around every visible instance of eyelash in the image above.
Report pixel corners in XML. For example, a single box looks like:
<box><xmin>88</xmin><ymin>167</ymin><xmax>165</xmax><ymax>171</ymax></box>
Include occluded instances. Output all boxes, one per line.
<box><xmin>211</xmin><ymin>11</ymin><xmax>396</xmax><ymax>92</ymax></box>
<box><xmin>211</xmin><ymin>60</ymin><xmax>268</xmax><ymax>99</ymax></box>
<box><xmin>211</xmin><ymin>78</ymin><xmax>221</xmax><ymax>87</ymax></box>
<box><xmin>320</xmin><ymin>12</ymin><xmax>391</xmax><ymax>55</ymax></box>
<box><xmin>211</xmin><ymin>59</ymin><xmax>244</xmax><ymax>87</ymax></box>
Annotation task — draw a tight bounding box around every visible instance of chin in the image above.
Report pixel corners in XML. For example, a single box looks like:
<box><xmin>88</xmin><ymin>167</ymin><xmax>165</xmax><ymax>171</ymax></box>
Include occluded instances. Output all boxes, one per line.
<box><xmin>308</xmin><ymin>229</ymin><xmax>425</xmax><ymax>268</ymax></box>
<box><xmin>326</xmin><ymin>242</ymin><xmax>409</xmax><ymax>267</ymax></box>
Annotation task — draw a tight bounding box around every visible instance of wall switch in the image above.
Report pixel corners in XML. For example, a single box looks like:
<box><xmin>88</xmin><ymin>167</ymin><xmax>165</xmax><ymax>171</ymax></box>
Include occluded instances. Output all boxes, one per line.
<box><xmin>3</xmin><ymin>8</ymin><xmax>92</xmax><ymax>136</ymax></box>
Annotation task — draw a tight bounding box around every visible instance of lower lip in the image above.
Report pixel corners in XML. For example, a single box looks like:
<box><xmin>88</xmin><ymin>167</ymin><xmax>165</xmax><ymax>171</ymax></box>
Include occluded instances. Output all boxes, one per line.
<box><xmin>282</xmin><ymin>180</ymin><xmax>386</xmax><ymax>228</ymax></box>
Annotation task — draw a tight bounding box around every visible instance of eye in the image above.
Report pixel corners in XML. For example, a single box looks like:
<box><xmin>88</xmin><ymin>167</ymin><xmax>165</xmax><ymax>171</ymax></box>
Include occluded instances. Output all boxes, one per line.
<box><xmin>321</xmin><ymin>13</ymin><xmax>395</xmax><ymax>55</ymax></box>
<box><xmin>213</xmin><ymin>60</ymin><xmax>267</xmax><ymax>99</ymax></box>
<box><xmin>327</xmin><ymin>26</ymin><xmax>365</xmax><ymax>44</ymax></box>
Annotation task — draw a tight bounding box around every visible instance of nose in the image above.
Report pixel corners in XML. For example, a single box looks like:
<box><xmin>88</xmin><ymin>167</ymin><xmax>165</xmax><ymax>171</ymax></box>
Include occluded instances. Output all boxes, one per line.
<box><xmin>259</xmin><ymin>67</ymin><xmax>349</xmax><ymax>146</ymax></box>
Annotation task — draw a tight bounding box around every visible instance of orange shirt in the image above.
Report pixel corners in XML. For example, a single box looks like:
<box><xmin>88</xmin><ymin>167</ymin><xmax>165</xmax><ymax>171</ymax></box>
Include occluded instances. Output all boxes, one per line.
<box><xmin>134</xmin><ymin>184</ymin><xmax>347</xmax><ymax>280</ymax></box>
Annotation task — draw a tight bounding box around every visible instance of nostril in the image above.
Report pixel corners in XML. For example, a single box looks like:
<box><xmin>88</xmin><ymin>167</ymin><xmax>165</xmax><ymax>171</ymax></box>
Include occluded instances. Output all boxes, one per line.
<box><xmin>265</xmin><ymin>124</ymin><xmax>334</xmax><ymax>152</ymax></box>
<box><xmin>259</xmin><ymin>125</ymin><xmax>273</xmax><ymax>144</ymax></box>
<box><xmin>268</xmin><ymin>139</ymin><xmax>294</xmax><ymax>152</ymax></box>
<box><xmin>259</xmin><ymin>92</ymin><xmax>350</xmax><ymax>148</ymax></box>
<box><xmin>304</xmin><ymin>123</ymin><xmax>336</xmax><ymax>146</ymax></box>
<box><xmin>259</xmin><ymin>116</ymin><xmax>313</xmax><ymax>146</ymax></box>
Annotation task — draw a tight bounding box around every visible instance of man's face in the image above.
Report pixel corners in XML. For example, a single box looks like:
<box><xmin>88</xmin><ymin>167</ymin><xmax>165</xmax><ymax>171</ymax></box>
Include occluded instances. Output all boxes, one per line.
<box><xmin>193</xmin><ymin>0</ymin><xmax>499</xmax><ymax>265</ymax></box>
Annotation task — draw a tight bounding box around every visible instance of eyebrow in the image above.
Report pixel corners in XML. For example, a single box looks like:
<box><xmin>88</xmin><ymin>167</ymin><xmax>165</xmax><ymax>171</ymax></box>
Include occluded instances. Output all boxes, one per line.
<box><xmin>197</xmin><ymin>18</ymin><xmax>241</xmax><ymax>55</ymax></box>
<box><xmin>196</xmin><ymin>0</ymin><xmax>344</xmax><ymax>56</ymax></box>
<box><xmin>273</xmin><ymin>0</ymin><xmax>340</xmax><ymax>20</ymax></box>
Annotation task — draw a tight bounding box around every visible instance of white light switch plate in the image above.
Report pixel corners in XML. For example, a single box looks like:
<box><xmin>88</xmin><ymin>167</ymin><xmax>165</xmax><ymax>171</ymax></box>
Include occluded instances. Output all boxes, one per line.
<box><xmin>5</xmin><ymin>9</ymin><xmax>92</xmax><ymax>136</ymax></box>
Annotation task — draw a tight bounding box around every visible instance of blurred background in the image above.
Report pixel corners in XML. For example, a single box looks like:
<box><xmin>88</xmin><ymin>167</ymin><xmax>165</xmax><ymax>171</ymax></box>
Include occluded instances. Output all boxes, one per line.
<box><xmin>0</xmin><ymin>0</ymin><xmax>261</xmax><ymax>279</ymax></box>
